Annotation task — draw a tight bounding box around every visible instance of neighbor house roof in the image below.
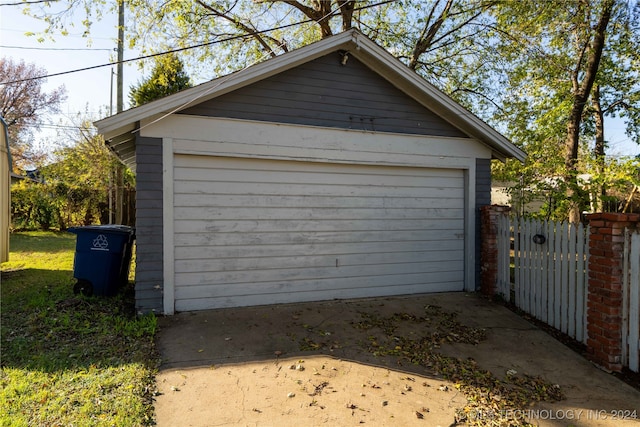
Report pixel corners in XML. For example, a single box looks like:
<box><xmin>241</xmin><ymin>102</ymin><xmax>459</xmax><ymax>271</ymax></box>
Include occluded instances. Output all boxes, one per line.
<box><xmin>95</xmin><ymin>29</ymin><xmax>526</xmax><ymax>167</ymax></box>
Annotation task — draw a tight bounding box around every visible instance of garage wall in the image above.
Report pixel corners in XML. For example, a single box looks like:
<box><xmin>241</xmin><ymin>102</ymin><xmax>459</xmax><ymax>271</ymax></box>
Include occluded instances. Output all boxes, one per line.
<box><xmin>180</xmin><ymin>53</ymin><xmax>467</xmax><ymax>139</ymax></box>
<box><xmin>141</xmin><ymin>114</ymin><xmax>493</xmax><ymax>313</ymax></box>
<box><xmin>107</xmin><ymin>34</ymin><xmax>518</xmax><ymax>314</ymax></box>
<box><xmin>172</xmin><ymin>156</ymin><xmax>465</xmax><ymax>311</ymax></box>
<box><xmin>1</xmin><ymin>119</ymin><xmax>9</xmax><ymax>263</ymax></box>
<box><xmin>134</xmin><ymin>135</ymin><xmax>164</xmax><ymax>313</ymax></box>
<box><xmin>475</xmin><ymin>158</ymin><xmax>492</xmax><ymax>288</ymax></box>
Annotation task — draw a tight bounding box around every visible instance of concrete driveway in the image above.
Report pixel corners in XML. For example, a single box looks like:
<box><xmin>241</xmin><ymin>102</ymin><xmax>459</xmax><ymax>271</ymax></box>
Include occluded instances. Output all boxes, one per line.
<box><xmin>154</xmin><ymin>292</ymin><xmax>639</xmax><ymax>426</ymax></box>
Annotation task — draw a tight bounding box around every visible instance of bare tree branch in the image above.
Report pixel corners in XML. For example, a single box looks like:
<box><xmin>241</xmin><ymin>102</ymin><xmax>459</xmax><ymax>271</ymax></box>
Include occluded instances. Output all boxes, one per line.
<box><xmin>0</xmin><ymin>0</ymin><xmax>57</xmax><ymax>6</ymax></box>
<box><xmin>196</xmin><ymin>0</ymin><xmax>285</xmax><ymax>57</ymax></box>
<box><xmin>338</xmin><ymin>0</ymin><xmax>356</xmax><ymax>31</ymax></box>
<box><xmin>409</xmin><ymin>0</ymin><xmax>454</xmax><ymax>70</ymax></box>
<box><xmin>261</xmin><ymin>0</ymin><xmax>333</xmax><ymax>37</ymax></box>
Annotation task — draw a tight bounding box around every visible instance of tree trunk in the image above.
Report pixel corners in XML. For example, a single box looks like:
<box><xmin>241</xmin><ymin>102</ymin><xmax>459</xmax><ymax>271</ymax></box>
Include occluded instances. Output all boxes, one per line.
<box><xmin>565</xmin><ymin>0</ymin><xmax>613</xmax><ymax>223</ymax></box>
<box><xmin>339</xmin><ymin>0</ymin><xmax>356</xmax><ymax>31</ymax></box>
<box><xmin>408</xmin><ymin>0</ymin><xmax>454</xmax><ymax>70</ymax></box>
<box><xmin>592</xmin><ymin>84</ymin><xmax>606</xmax><ymax>211</ymax></box>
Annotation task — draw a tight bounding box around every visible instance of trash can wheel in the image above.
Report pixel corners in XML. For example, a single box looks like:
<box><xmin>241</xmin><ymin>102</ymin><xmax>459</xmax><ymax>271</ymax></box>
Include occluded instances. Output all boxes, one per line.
<box><xmin>74</xmin><ymin>279</ymin><xmax>93</xmax><ymax>297</ymax></box>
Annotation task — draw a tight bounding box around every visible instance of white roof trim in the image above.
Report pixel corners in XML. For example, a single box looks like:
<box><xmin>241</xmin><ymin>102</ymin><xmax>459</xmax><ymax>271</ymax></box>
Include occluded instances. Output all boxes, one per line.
<box><xmin>95</xmin><ymin>29</ymin><xmax>525</xmax><ymax>162</ymax></box>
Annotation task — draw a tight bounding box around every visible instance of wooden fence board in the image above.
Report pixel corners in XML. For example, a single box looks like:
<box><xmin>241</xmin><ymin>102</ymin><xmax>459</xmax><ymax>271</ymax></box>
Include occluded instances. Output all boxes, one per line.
<box><xmin>575</xmin><ymin>223</ymin><xmax>586</xmax><ymax>344</ymax></box>
<box><xmin>568</xmin><ymin>223</ymin><xmax>577</xmax><ymax>338</ymax></box>
<box><xmin>628</xmin><ymin>232</ymin><xmax>640</xmax><ymax>372</ymax></box>
<box><xmin>561</xmin><ymin>222</ymin><xmax>570</xmax><ymax>334</ymax></box>
<box><xmin>554</xmin><ymin>221</ymin><xmax>562</xmax><ymax>331</ymax></box>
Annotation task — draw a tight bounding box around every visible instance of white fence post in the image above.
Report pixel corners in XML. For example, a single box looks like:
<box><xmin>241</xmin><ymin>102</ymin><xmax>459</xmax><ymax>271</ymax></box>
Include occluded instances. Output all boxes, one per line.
<box><xmin>624</xmin><ymin>230</ymin><xmax>640</xmax><ymax>372</ymax></box>
<box><xmin>496</xmin><ymin>214</ymin><xmax>511</xmax><ymax>301</ymax></box>
<box><xmin>575</xmin><ymin>223</ymin><xmax>587</xmax><ymax>344</ymax></box>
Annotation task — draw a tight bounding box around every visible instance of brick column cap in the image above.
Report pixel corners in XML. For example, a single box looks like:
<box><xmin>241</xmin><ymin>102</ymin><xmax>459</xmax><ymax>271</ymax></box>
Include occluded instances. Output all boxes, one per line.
<box><xmin>480</xmin><ymin>205</ymin><xmax>511</xmax><ymax>213</ymax></box>
<box><xmin>586</xmin><ymin>212</ymin><xmax>640</xmax><ymax>222</ymax></box>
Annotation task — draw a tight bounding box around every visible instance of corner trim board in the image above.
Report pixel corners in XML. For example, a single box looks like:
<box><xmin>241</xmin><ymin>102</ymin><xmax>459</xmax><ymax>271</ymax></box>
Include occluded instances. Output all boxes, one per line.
<box><xmin>162</xmin><ymin>137</ymin><xmax>175</xmax><ymax>315</ymax></box>
<box><xmin>464</xmin><ymin>165</ymin><xmax>476</xmax><ymax>292</ymax></box>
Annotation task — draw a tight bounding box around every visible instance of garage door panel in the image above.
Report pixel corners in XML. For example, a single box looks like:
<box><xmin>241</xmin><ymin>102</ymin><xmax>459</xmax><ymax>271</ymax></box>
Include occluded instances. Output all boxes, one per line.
<box><xmin>176</xmin><ymin>260</ymin><xmax>462</xmax><ymax>287</ymax></box>
<box><xmin>174</xmin><ymin>217</ymin><xmax>463</xmax><ymax>236</ymax></box>
<box><xmin>174</xmin><ymin>194</ymin><xmax>462</xmax><ymax>210</ymax></box>
<box><xmin>174</xmin><ymin>206</ymin><xmax>463</xmax><ymax>221</ymax></box>
<box><xmin>175</xmin><ymin>249</ymin><xmax>462</xmax><ymax>272</ymax></box>
<box><xmin>175</xmin><ymin>154</ymin><xmax>463</xmax><ymax>177</ymax></box>
<box><xmin>173</xmin><ymin>218</ymin><xmax>462</xmax><ymax>235</ymax></box>
<box><xmin>174</xmin><ymin>240</ymin><xmax>465</xmax><ymax>260</ymax></box>
<box><xmin>174</xmin><ymin>229</ymin><xmax>463</xmax><ymax>247</ymax></box>
<box><xmin>175</xmin><ymin>270</ymin><xmax>465</xmax><ymax>301</ymax></box>
<box><xmin>173</xmin><ymin>156</ymin><xmax>465</xmax><ymax>309</ymax></box>
<box><xmin>175</xmin><ymin>166</ymin><xmax>463</xmax><ymax>188</ymax></box>
<box><xmin>174</xmin><ymin>180</ymin><xmax>464</xmax><ymax>199</ymax></box>
<box><xmin>175</xmin><ymin>278</ymin><xmax>464</xmax><ymax>311</ymax></box>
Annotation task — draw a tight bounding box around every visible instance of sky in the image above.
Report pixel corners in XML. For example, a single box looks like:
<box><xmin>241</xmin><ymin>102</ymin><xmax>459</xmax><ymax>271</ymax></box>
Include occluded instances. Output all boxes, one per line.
<box><xmin>1</xmin><ymin>3</ymin><xmax>638</xmax><ymax>159</ymax></box>
<box><xmin>1</xmin><ymin>4</ymin><xmax>142</xmax><ymax>154</ymax></box>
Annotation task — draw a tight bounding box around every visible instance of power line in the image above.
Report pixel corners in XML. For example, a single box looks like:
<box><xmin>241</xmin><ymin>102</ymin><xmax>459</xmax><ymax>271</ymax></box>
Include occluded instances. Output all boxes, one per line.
<box><xmin>1</xmin><ymin>45</ymin><xmax>113</xmax><ymax>51</ymax></box>
<box><xmin>3</xmin><ymin>26</ymin><xmax>114</xmax><ymax>41</ymax></box>
<box><xmin>0</xmin><ymin>22</ymin><xmax>304</xmax><ymax>85</ymax></box>
<box><xmin>0</xmin><ymin>0</ymin><xmax>52</xmax><ymax>6</ymax></box>
<box><xmin>0</xmin><ymin>0</ymin><xmax>396</xmax><ymax>86</ymax></box>
<box><xmin>37</xmin><ymin>124</ymin><xmax>90</xmax><ymax>131</ymax></box>
<box><xmin>134</xmin><ymin>0</ymin><xmax>369</xmax><ymax>133</ymax></box>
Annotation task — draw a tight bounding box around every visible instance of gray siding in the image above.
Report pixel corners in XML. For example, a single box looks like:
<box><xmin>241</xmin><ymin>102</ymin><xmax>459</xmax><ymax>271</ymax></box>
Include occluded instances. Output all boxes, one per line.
<box><xmin>135</xmin><ymin>135</ymin><xmax>163</xmax><ymax>313</ymax></box>
<box><xmin>475</xmin><ymin>158</ymin><xmax>492</xmax><ymax>289</ymax></box>
<box><xmin>181</xmin><ymin>53</ymin><xmax>467</xmax><ymax>138</ymax></box>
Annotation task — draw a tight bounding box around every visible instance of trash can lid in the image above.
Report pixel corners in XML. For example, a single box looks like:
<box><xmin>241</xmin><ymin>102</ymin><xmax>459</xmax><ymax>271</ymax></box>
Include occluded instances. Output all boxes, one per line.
<box><xmin>68</xmin><ymin>225</ymin><xmax>135</xmax><ymax>235</ymax></box>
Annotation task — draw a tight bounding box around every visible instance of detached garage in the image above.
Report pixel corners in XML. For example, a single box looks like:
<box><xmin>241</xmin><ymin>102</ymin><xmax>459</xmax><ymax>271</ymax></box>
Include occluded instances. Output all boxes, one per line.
<box><xmin>95</xmin><ymin>29</ymin><xmax>525</xmax><ymax>314</ymax></box>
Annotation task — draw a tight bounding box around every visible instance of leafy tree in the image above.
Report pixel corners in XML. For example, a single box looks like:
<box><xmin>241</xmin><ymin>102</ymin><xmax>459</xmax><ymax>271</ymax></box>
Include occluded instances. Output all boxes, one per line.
<box><xmin>0</xmin><ymin>57</ymin><xmax>66</xmax><ymax>171</ymax></box>
<box><xmin>129</xmin><ymin>52</ymin><xmax>192</xmax><ymax>106</ymax></box>
<box><xmin>587</xmin><ymin>4</ymin><xmax>640</xmax><ymax>208</ymax></box>
<box><xmin>489</xmin><ymin>0</ymin><xmax>638</xmax><ymax>220</ymax></box>
<box><xmin>562</xmin><ymin>0</ymin><xmax>614</xmax><ymax>222</ymax></box>
<box><xmin>10</xmin><ymin>117</ymin><xmax>135</xmax><ymax>230</ymax></box>
<box><xmin>22</xmin><ymin>1</ymin><xmax>499</xmax><ymax>83</ymax></box>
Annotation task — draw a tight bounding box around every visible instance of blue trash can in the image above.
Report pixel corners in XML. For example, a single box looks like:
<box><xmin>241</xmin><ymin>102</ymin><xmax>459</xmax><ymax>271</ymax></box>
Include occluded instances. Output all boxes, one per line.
<box><xmin>68</xmin><ymin>225</ymin><xmax>135</xmax><ymax>296</ymax></box>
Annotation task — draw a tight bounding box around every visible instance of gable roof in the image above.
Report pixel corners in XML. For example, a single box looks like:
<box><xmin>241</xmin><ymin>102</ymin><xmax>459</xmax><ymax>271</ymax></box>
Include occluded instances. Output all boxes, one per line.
<box><xmin>95</xmin><ymin>29</ymin><xmax>526</xmax><ymax>166</ymax></box>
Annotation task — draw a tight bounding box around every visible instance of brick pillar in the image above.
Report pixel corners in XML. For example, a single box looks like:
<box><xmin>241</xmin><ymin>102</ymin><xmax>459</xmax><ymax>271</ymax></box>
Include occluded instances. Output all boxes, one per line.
<box><xmin>480</xmin><ymin>205</ymin><xmax>510</xmax><ymax>295</ymax></box>
<box><xmin>586</xmin><ymin>212</ymin><xmax>640</xmax><ymax>372</ymax></box>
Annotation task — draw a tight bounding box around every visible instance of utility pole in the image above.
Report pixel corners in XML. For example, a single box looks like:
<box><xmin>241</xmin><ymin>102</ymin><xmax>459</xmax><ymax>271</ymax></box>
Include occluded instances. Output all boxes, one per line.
<box><xmin>110</xmin><ymin>68</ymin><xmax>114</xmax><ymax>116</ymax></box>
<box><xmin>117</xmin><ymin>0</ymin><xmax>124</xmax><ymax>114</ymax></box>
<box><xmin>115</xmin><ymin>0</ymin><xmax>125</xmax><ymax>224</ymax></box>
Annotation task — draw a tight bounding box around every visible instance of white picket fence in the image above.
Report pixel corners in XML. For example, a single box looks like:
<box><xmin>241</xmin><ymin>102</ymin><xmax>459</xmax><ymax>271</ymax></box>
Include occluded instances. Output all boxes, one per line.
<box><xmin>623</xmin><ymin>230</ymin><xmax>640</xmax><ymax>372</ymax></box>
<box><xmin>496</xmin><ymin>216</ymin><xmax>589</xmax><ymax>344</ymax></box>
<box><xmin>495</xmin><ymin>216</ymin><xmax>640</xmax><ymax>373</ymax></box>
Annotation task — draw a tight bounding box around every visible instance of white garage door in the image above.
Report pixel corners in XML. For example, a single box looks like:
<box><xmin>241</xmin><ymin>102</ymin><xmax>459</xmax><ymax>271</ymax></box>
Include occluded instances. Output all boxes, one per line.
<box><xmin>172</xmin><ymin>155</ymin><xmax>465</xmax><ymax>311</ymax></box>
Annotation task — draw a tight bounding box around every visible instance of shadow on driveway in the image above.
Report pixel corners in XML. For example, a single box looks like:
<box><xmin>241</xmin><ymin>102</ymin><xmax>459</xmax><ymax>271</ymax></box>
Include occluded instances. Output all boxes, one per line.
<box><xmin>154</xmin><ymin>292</ymin><xmax>640</xmax><ymax>426</ymax></box>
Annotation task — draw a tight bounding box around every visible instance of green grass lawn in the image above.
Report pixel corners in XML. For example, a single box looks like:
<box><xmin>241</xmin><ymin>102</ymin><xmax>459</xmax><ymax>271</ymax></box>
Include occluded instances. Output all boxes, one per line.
<box><xmin>1</xmin><ymin>232</ymin><xmax>157</xmax><ymax>426</ymax></box>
